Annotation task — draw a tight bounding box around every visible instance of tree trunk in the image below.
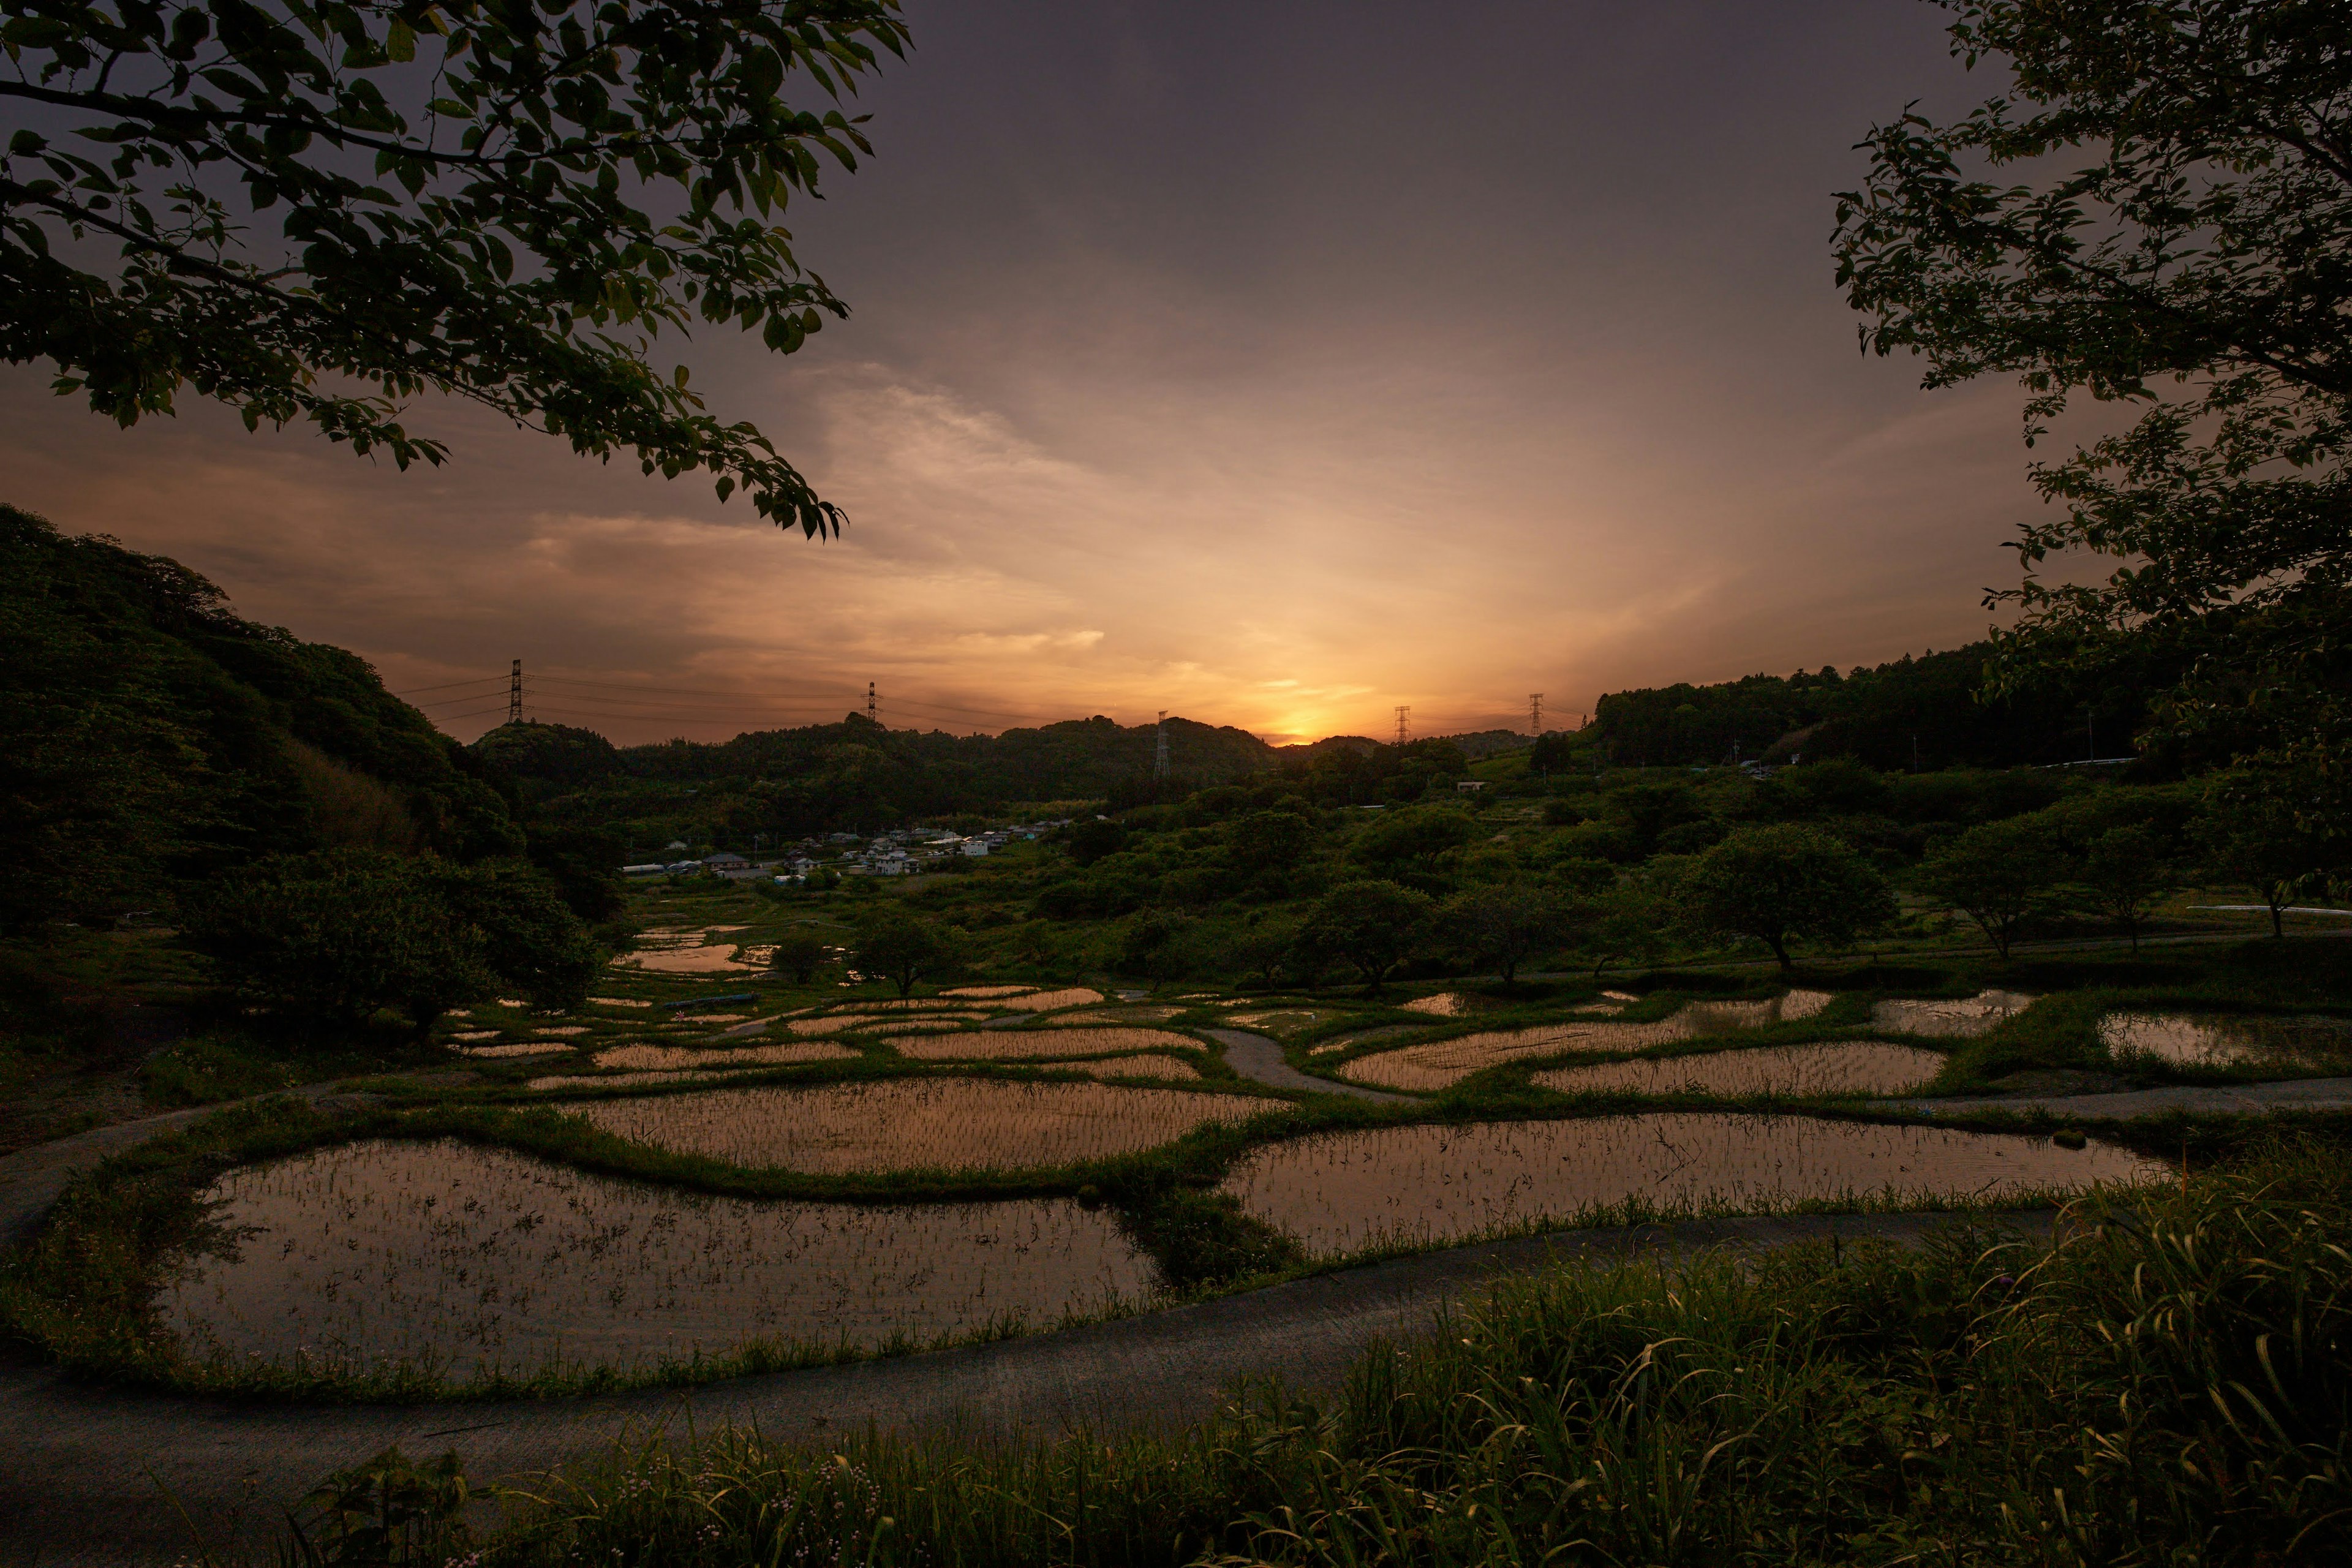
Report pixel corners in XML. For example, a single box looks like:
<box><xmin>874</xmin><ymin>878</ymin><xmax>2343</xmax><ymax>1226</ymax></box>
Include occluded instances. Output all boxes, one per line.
<box><xmin>1768</xmin><ymin>936</ymin><xmax>1792</xmax><ymax>971</ymax></box>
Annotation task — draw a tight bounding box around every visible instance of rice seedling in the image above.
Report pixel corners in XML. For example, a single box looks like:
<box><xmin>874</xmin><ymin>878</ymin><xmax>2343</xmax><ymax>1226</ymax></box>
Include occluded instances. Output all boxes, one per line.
<box><xmin>556</xmin><ymin>1079</ymin><xmax>1267</xmax><ymax>1174</ymax></box>
<box><xmin>451</xmin><ymin>1041</ymin><xmax>579</xmax><ymax>1060</ymax></box>
<box><xmin>1341</xmin><ymin>993</ymin><xmax>1842</xmax><ymax>1090</ymax></box>
<box><xmin>156</xmin><ymin>1139</ymin><xmax>1158</xmax><ymax>1382</ymax></box>
<box><xmin>1871</xmin><ymin>989</ymin><xmax>2036</xmax><ymax>1036</ymax></box>
<box><xmin>1219</xmin><ymin>1113</ymin><xmax>2160</xmax><ymax>1255</ymax></box>
<box><xmin>444</xmin><ymin>1140</ymin><xmax>2352</xmax><ymax>1568</ymax></box>
<box><xmin>2099</xmin><ymin>1011</ymin><xmax>2352</xmax><ymax>1070</ymax></box>
<box><xmin>893</xmin><ymin>1027</ymin><xmax>1203</xmax><ymax>1061</ymax></box>
<box><xmin>1532</xmin><ymin>1041</ymin><xmax>1946</xmax><ymax>1098</ymax></box>
<box><xmin>1057</xmin><ymin>1055</ymin><xmax>1203</xmax><ymax>1083</ymax></box>
<box><xmin>590</xmin><ymin>1041</ymin><xmax>858</xmax><ymax>1072</ymax></box>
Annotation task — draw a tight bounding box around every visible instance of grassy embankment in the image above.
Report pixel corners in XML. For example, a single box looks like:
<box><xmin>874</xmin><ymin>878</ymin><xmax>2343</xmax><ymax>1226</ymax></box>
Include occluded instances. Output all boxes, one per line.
<box><xmin>235</xmin><ymin>1137</ymin><xmax>2352</xmax><ymax>1567</ymax></box>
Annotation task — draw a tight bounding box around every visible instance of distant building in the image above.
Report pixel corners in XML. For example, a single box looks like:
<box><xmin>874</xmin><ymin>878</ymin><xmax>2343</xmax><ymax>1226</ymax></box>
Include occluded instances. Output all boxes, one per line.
<box><xmin>1455</xmin><ymin>780</ymin><xmax>1487</xmax><ymax>794</ymax></box>
<box><xmin>704</xmin><ymin>851</ymin><xmax>752</xmax><ymax>871</ymax></box>
<box><xmin>962</xmin><ymin>839</ymin><xmax>990</xmax><ymax>857</ymax></box>
<box><xmin>621</xmin><ymin>863</ymin><xmax>669</xmax><ymax>878</ymax></box>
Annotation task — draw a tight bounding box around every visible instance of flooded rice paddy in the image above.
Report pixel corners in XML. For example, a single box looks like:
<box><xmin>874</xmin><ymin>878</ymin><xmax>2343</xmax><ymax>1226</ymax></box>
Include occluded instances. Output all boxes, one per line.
<box><xmin>589</xmin><ymin>1040</ymin><xmax>858</xmax><ymax>1072</ymax></box>
<box><xmin>1342</xmin><ymin>993</ymin><xmax>1841</xmax><ymax>1091</ymax></box>
<box><xmin>559</xmin><ymin>1079</ymin><xmax>1267</xmax><ymax>1173</ymax></box>
<box><xmin>892</xmin><ymin>1027</ymin><xmax>1203</xmax><ymax>1061</ymax></box>
<box><xmin>2099</xmin><ymin>1012</ymin><xmax>2352</xmax><ymax>1069</ymax></box>
<box><xmin>1057</xmin><ymin>1005</ymin><xmax>1188</xmax><ymax>1023</ymax></box>
<box><xmin>1532</xmin><ymin>1042</ymin><xmax>1945</xmax><ymax>1098</ymax></box>
<box><xmin>940</xmin><ymin>984</ymin><xmax>1042</xmax><ymax>998</ymax></box>
<box><xmin>451</xmin><ymin>1041</ymin><xmax>577</xmax><ymax>1060</ymax></box>
<box><xmin>987</xmin><ymin>987</ymin><xmax>1106</xmax><ymax>1011</ymax></box>
<box><xmin>1055</xmin><ymin>1054</ymin><xmax>1203</xmax><ymax>1082</ymax></box>
<box><xmin>160</xmin><ymin>1140</ymin><xmax>1155</xmax><ymax>1379</ymax></box>
<box><xmin>1219</xmin><ymin>1114</ymin><xmax>2159</xmax><ymax>1255</ymax></box>
<box><xmin>1872</xmin><ymin>991</ymin><xmax>2037</xmax><ymax>1037</ymax></box>
<box><xmin>1401</xmin><ymin>994</ymin><xmax>1468</xmax><ymax>1017</ymax></box>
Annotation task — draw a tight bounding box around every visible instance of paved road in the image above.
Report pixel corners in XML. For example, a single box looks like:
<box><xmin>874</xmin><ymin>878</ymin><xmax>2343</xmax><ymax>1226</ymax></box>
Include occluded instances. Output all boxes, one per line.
<box><xmin>1204</xmin><ymin>1027</ymin><xmax>1413</xmax><ymax>1102</ymax></box>
<box><xmin>1894</xmin><ymin>1076</ymin><xmax>2352</xmax><ymax>1120</ymax></box>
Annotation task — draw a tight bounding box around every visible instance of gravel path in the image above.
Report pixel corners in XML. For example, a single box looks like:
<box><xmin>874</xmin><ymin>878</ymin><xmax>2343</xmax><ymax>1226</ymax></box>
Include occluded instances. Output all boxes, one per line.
<box><xmin>1204</xmin><ymin>1027</ymin><xmax>1413</xmax><ymax>1102</ymax></box>
<box><xmin>1894</xmin><ymin>1076</ymin><xmax>2352</xmax><ymax>1120</ymax></box>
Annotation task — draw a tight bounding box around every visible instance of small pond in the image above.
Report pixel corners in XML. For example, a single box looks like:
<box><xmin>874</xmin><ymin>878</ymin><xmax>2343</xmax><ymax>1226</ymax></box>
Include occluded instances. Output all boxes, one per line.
<box><xmin>1532</xmin><ymin>1042</ymin><xmax>1944</xmax><ymax>1099</ymax></box>
<box><xmin>1218</xmin><ymin>1114</ymin><xmax>2158</xmax><ymax>1256</ymax></box>
<box><xmin>559</xmin><ymin>1077</ymin><xmax>1266</xmax><ymax>1173</ymax></box>
<box><xmin>160</xmin><ymin>1140</ymin><xmax>1155</xmax><ymax>1381</ymax></box>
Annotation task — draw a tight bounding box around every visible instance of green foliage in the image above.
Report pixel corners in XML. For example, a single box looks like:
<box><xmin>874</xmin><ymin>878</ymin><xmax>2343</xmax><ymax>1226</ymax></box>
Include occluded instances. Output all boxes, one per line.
<box><xmin>458</xmin><ymin>1143</ymin><xmax>2352</xmax><ymax>1568</ymax></box>
<box><xmin>1836</xmin><ymin>1</ymin><xmax>2352</xmax><ymax>769</ymax></box>
<box><xmin>284</xmin><ymin>1447</ymin><xmax>473</xmax><ymax>1567</ymax></box>
<box><xmin>138</xmin><ymin>1033</ymin><xmax>295</xmax><ymax>1107</ymax></box>
<box><xmin>1678</xmin><ymin>824</ymin><xmax>1896</xmax><ymax>969</ymax></box>
<box><xmin>0</xmin><ymin>0</ymin><xmax>911</xmax><ymax>534</ymax></box>
<box><xmin>184</xmin><ymin>849</ymin><xmax>594</xmax><ymax>1031</ymax></box>
<box><xmin>2201</xmin><ymin>750</ymin><xmax>2352</xmax><ymax>936</ymax></box>
<box><xmin>2076</xmin><ymin>823</ymin><xmax>2174</xmax><ymax>951</ymax></box>
<box><xmin>0</xmin><ymin>507</ymin><xmax>527</xmax><ymax>937</ymax></box>
<box><xmin>1064</xmin><ymin>818</ymin><xmax>1128</xmax><ymax>867</ymax></box>
<box><xmin>1347</xmin><ymin>805</ymin><xmax>1476</xmax><ymax>879</ymax></box>
<box><xmin>764</xmin><ymin>926</ymin><xmax>832</xmax><ymax>984</ymax></box>
<box><xmin>1303</xmin><ymin>880</ymin><xmax>1431</xmax><ymax>990</ymax></box>
<box><xmin>1920</xmin><ymin>816</ymin><xmax>2073</xmax><ymax>960</ymax></box>
<box><xmin>850</xmin><ymin>909</ymin><xmax>957</xmax><ymax>998</ymax></box>
<box><xmin>1439</xmin><ymin>883</ymin><xmax>1571</xmax><ymax>985</ymax></box>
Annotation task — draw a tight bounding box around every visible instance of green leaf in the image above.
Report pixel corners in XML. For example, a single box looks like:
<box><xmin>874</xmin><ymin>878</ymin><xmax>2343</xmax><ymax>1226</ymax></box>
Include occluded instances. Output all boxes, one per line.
<box><xmin>385</xmin><ymin>16</ymin><xmax>415</xmax><ymax>62</ymax></box>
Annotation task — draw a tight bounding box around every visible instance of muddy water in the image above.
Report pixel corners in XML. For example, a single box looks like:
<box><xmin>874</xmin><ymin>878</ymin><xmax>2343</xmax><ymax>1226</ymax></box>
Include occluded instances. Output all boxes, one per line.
<box><xmin>160</xmin><ymin>1140</ymin><xmax>1155</xmax><ymax>1380</ymax></box>
<box><xmin>2100</xmin><ymin>1012</ymin><xmax>2352</xmax><ymax>1069</ymax></box>
<box><xmin>1533</xmin><ymin>1042</ymin><xmax>1944</xmax><ymax>1098</ymax></box>
<box><xmin>1343</xmin><ymin>992</ymin><xmax>1839</xmax><ymax>1092</ymax></box>
<box><xmin>559</xmin><ymin>1078</ymin><xmax>1265</xmax><ymax>1173</ymax></box>
<box><xmin>893</xmin><ymin>1027</ymin><xmax>1202</xmax><ymax>1061</ymax></box>
<box><xmin>1219</xmin><ymin>1114</ymin><xmax>2158</xmax><ymax>1255</ymax></box>
<box><xmin>1871</xmin><ymin>991</ymin><xmax>2035</xmax><ymax>1038</ymax></box>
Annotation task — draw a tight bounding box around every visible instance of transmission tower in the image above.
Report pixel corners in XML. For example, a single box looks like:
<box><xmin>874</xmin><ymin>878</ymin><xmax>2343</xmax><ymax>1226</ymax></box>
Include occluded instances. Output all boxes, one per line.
<box><xmin>867</xmin><ymin>681</ymin><xmax>876</xmax><ymax>725</ymax></box>
<box><xmin>507</xmin><ymin>658</ymin><xmax>523</xmax><ymax>724</ymax></box>
<box><xmin>1155</xmin><ymin>710</ymin><xmax>1170</xmax><ymax>780</ymax></box>
<box><xmin>1394</xmin><ymin>705</ymin><xmax>1410</xmax><ymax>746</ymax></box>
<box><xmin>1529</xmin><ymin>693</ymin><xmax>1544</xmax><ymax>735</ymax></box>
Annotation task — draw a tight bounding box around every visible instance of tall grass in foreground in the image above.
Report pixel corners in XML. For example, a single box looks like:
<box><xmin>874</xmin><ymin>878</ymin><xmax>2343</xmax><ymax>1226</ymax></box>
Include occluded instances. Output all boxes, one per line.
<box><xmin>292</xmin><ymin>1141</ymin><xmax>2352</xmax><ymax>1567</ymax></box>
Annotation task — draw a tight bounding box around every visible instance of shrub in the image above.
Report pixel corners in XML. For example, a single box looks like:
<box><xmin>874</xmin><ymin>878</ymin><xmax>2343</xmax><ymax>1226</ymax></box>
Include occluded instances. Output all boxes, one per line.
<box><xmin>1679</xmin><ymin>823</ymin><xmax>1895</xmax><ymax>968</ymax></box>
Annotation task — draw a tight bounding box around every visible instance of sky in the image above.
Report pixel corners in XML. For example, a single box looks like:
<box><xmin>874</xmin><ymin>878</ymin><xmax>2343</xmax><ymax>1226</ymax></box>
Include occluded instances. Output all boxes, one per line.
<box><xmin>0</xmin><ymin>0</ymin><xmax>2054</xmax><ymax>747</ymax></box>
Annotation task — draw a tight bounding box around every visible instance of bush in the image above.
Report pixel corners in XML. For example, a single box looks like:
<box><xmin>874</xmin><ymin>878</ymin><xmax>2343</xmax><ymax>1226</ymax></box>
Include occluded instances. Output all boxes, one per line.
<box><xmin>184</xmin><ymin>850</ymin><xmax>596</xmax><ymax>1033</ymax></box>
<box><xmin>1679</xmin><ymin>823</ymin><xmax>1895</xmax><ymax>969</ymax></box>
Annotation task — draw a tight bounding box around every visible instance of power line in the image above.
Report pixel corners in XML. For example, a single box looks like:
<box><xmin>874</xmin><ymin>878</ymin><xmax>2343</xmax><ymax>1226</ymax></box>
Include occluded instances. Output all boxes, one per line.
<box><xmin>393</xmin><ymin>675</ymin><xmax>508</xmax><ymax>696</ymax></box>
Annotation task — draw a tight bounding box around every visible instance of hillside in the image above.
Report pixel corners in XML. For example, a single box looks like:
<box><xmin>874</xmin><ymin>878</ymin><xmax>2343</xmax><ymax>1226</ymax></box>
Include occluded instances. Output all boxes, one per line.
<box><xmin>0</xmin><ymin>507</ymin><xmax>525</xmax><ymax>936</ymax></box>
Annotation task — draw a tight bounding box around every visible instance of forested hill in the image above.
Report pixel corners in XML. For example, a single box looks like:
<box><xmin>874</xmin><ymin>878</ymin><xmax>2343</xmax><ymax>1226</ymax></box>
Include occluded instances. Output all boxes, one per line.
<box><xmin>0</xmin><ymin>507</ymin><xmax>526</xmax><ymax>935</ymax></box>
<box><xmin>1584</xmin><ymin>643</ymin><xmax>2151</xmax><ymax>771</ymax></box>
<box><xmin>473</xmin><ymin>713</ymin><xmax>1282</xmax><ymax>840</ymax></box>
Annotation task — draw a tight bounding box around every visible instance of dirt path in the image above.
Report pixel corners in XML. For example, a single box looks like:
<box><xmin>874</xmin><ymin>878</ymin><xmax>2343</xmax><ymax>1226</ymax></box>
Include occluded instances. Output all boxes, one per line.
<box><xmin>1204</xmin><ymin>1027</ymin><xmax>1411</xmax><ymax>1102</ymax></box>
<box><xmin>1894</xmin><ymin>1076</ymin><xmax>2352</xmax><ymax>1120</ymax></box>
<box><xmin>0</xmin><ymin>1208</ymin><xmax>2036</xmax><ymax>1566</ymax></box>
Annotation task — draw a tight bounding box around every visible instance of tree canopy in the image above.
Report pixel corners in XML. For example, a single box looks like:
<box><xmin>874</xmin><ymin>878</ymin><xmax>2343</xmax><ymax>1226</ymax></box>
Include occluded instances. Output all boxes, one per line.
<box><xmin>1835</xmin><ymin>1</ymin><xmax>2352</xmax><ymax>767</ymax></box>
<box><xmin>0</xmin><ymin>0</ymin><xmax>906</xmax><ymax>533</ymax></box>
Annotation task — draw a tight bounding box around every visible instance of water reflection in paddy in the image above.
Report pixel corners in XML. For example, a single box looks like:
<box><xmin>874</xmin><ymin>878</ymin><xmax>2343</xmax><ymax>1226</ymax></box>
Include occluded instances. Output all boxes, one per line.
<box><xmin>1219</xmin><ymin>1114</ymin><xmax>2157</xmax><ymax>1256</ymax></box>
<box><xmin>161</xmin><ymin>1140</ymin><xmax>1155</xmax><ymax>1380</ymax></box>
<box><xmin>1871</xmin><ymin>991</ymin><xmax>2035</xmax><ymax>1038</ymax></box>
<box><xmin>1532</xmin><ymin>1042</ymin><xmax>1944</xmax><ymax>1098</ymax></box>
<box><xmin>2100</xmin><ymin>1012</ymin><xmax>2352</xmax><ymax>1069</ymax></box>
<box><xmin>560</xmin><ymin>1078</ymin><xmax>1265</xmax><ymax>1173</ymax></box>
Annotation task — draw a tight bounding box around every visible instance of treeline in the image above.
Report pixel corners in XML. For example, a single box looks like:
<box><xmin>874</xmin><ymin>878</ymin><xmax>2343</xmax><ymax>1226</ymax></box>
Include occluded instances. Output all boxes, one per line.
<box><xmin>1579</xmin><ymin>644</ymin><xmax>2152</xmax><ymax>771</ymax></box>
<box><xmin>476</xmin><ymin>713</ymin><xmax>1282</xmax><ymax>846</ymax></box>
<box><xmin>0</xmin><ymin>509</ymin><xmax>616</xmax><ymax>1039</ymax></box>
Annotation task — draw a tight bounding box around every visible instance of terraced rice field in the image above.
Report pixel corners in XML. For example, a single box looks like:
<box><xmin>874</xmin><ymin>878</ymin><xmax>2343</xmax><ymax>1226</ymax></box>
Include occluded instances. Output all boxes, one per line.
<box><xmin>558</xmin><ymin>1078</ymin><xmax>1266</xmax><ymax>1172</ymax></box>
<box><xmin>1400</xmin><ymin>994</ymin><xmax>1468</xmax><ymax>1017</ymax></box>
<box><xmin>159</xmin><ymin>1140</ymin><xmax>1156</xmax><ymax>1379</ymax></box>
<box><xmin>1871</xmin><ymin>991</ymin><xmax>2036</xmax><ymax>1037</ymax></box>
<box><xmin>451</xmin><ymin>1040</ymin><xmax>577</xmax><ymax>1059</ymax></box>
<box><xmin>1056</xmin><ymin>1054</ymin><xmax>1203</xmax><ymax>1082</ymax></box>
<box><xmin>988</xmin><ymin>987</ymin><xmax>1106</xmax><ymax>1011</ymax></box>
<box><xmin>1341</xmin><ymin>993</ymin><xmax>1841</xmax><ymax>1091</ymax></box>
<box><xmin>892</xmin><ymin>1027</ymin><xmax>1203</xmax><ymax>1061</ymax></box>
<box><xmin>1219</xmin><ymin>1114</ymin><xmax>2160</xmax><ymax>1255</ymax></box>
<box><xmin>784</xmin><ymin>1011</ymin><xmax>989</xmax><ymax>1036</ymax></box>
<box><xmin>1056</xmin><ymin>1006</ymin><xmax>1188</xmax><ymax>1023</ymax></box>
<box><xmin>940</xmin><ymin>984</ymin><xmax>1042</xmax><ymax>998</ymax></box>
<box><xmin>1532</xmin><ymin>1042</ymin><xmax>1945</xmax><ymax>1098</ymax></box>
<box><xmin>590</xmin><ymin>1040</ymin><xmax>859</xmax><ymax>1072</ymax></box>
<box><xmin>2099</xmin><ymin>1012</ymin><xmax>2352</xmax><ymax>1069</ymax></box>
